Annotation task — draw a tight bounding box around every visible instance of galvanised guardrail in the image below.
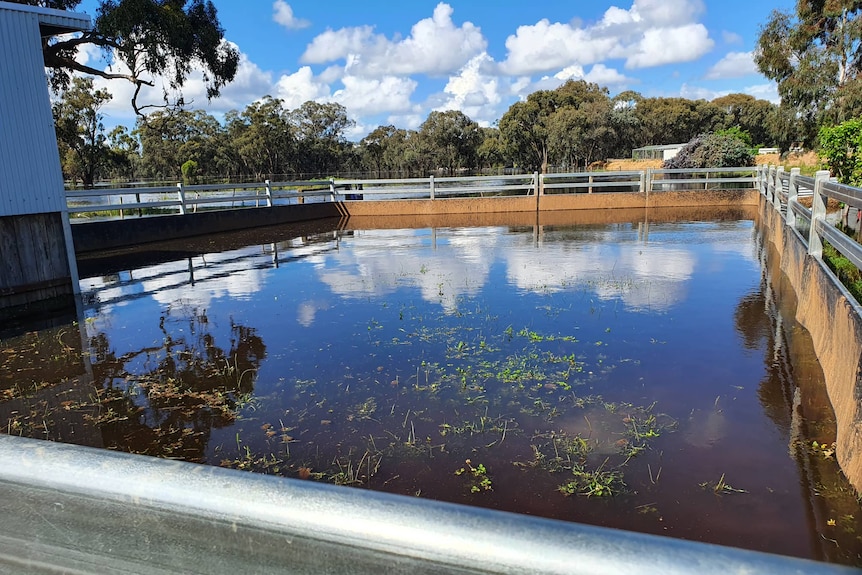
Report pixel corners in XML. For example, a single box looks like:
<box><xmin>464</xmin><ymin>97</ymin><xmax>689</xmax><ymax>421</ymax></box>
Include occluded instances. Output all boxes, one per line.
<box><xmin>0</xmin><ymin>435</ymin><xmax>852</xmax><ymax>575</ymax></box>
<box><xmin>758</xmin><ymin>164</ymin><xmax>862</xmax><ymax>284</ymax></box>
<box><xmin>65</xmin><ymin>167</ymin><xmax>758</xmax><ymax>221</ymax></box>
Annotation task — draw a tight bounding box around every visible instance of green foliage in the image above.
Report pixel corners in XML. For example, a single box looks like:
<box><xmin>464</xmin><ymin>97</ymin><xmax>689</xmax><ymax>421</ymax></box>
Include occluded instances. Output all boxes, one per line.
<box><xmin>52</xmin><ymin>77</ymin><xmax>113</xmax><ymax>187</ymax></box>
<box><xmin>716</xmin><ymin>126</ymin><xmax>753</xmax><ymax>147</ymax></box>
<box><xmin>663</xmin><ymin>133</ymin><xmax>755</xmax><ymax>169</ymax></box>
<box><xmin>11</xmin><ymin>0</ymin><xmax>238</xmax><ymax>116</ymax></box>
<box><xmin>181</xmin><ymin>160</ymin><xmax>199</xmax><ymax>185</ymax></box>
<box><xmin>755</xmin><ymin>3</ymin><xmax>862</xmax><ymax>146</ymax></box>
<box><xmin>819</xmin><ymin>118</ymin><xmax>862</xmax><ymax>186</ymax></box>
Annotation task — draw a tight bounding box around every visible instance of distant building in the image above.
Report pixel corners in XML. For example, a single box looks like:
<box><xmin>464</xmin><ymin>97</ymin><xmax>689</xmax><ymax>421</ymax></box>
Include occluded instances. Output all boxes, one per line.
<box><xmin>0</xmin><ymin>2</ymin><xmax>90</xmax><ymax>313</ymax></box>
<box><xmin>632</xmin><ymin>144</ymin><xmax>687</xmax><ymax>161</ymax></box>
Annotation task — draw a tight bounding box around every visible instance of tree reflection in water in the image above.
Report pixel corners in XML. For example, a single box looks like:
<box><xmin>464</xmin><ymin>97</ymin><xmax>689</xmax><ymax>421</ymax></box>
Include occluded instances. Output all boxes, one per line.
<box><xmin>90</xmin><ymin>306</ymin><xmax>266</xmax><ymax>462</ymax></box>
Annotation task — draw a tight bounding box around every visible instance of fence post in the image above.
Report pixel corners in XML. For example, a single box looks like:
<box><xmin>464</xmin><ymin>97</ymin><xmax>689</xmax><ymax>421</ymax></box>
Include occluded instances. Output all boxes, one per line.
<box><xmin>430</xmin><ymin>175</ymin><xmax>435</xmax><ymax>200</ymax></box>
<box><xmin>265</xmin><ymin>179</ymin><xmax>273</xmax><ymax>207</ymax></box>
<box><xmin>786</xmin><ymin>168</ymin><xmax>800</xmax><ymax>228</ymax></box>
<box><xmin>589</xmin><ymin>174</ymin><xmax>595</xmax><ymax>194</ymax></box>
<box><xmin>176</xmin><ymin>183</ymin><xmax>187</xmax><ymax>215</ymax></box>
<box><xmin>767</xmin><ymin>166</ymin><xmax>776</xmax><ymax>204</ymax></box>
<box><xmin>645</xmin><ymin>168</ymin><xmax>652</xmax><ymax>195</ymax></box>
<box><xmin>808</xmin><ymin>170</ymin><xmax>831</xmax><ymax>258</ymax></box>
<box><xmin>535</xmin><ymin>171</ymin><xmax>542</xmax><ymax>196</ymax></box>
<box><xmin>772</xmin><ymin>166</ymin><xmax>784</xmax><ymax>211</ymax></box>
<box><xmin>329</xmin><ymin>178</ymin><xmax>336</xmax><ymax>202</ymax></box>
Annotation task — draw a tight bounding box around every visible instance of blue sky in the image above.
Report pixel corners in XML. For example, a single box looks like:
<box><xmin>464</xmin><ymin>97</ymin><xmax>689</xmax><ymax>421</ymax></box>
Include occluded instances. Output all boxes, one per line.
<box><xmin>73</xmin><ymin>0</ymin><xmax>795</xmax><ymax>138</ymax></box>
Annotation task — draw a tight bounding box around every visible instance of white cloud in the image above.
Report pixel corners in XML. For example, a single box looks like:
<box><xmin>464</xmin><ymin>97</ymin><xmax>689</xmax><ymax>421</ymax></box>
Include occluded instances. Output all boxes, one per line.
<box><xmin>301</xmin><ymin>3</ymin><xmax>486</xmax><ymax>77</ymax></box>
<box><xmin>625</xmin><ymin>24</ymin><xmax>714</xmax><ymax>69</ymax></box>
<box><xmin>434</xmin><ymin>53</ymin><xmax>504</xmax><ymax>124</ymax></box>
<box><xmin>705</xmin><ymin>51</ymin><xmax>759</xmax><ymax>80</ymax></box>
<box><xmin>501</xmin><ymin>0</ymin><xmax>714</xmax><ymax>75</ymax></box>
<box><xmin>742</xmin><ymin>82</ymin><xmax>780</xmax><ymax>104</ymax></box>
<box><xmin>272</xmin><ymin>1</ymin><xmax>310</xmax><ymax>30</ymax></box>
<box><xmin>722</xmin><ymin>30</ymin><xmax>743</xmax><ymax>45</ymax></box>
<box><xmin>556</xmin><ymin>63</ymin><xmax>632</xmax><ymax>86</ymax></box>
<box><xmin>330</xmin><ymin>75</ymin><xmax>418</xmax><ymax>115</ymax></box>
<box><xmin>274</xmin><ymin>66</ymin><xmax>330</xmax><ymax>109</ymax></box>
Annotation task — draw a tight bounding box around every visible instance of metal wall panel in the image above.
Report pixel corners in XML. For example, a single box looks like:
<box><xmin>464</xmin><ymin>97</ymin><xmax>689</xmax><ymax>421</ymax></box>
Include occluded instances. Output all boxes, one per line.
<box><xmin>0</xmin><ymin>7</ymin><xmax>65</xmax><ymax>216</ymax></box>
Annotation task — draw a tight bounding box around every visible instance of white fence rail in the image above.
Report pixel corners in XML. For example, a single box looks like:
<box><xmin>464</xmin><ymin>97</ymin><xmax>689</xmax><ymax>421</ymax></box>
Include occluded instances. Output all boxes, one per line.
<box><xmin>66</xmin><ymin>168</ymin><xmax>759</xmax><ymax>220</ymax></box>
<box><xmin>758</xmin><ymin>165</ymin><xmax>862</xmax><ymax>296</ymax></box>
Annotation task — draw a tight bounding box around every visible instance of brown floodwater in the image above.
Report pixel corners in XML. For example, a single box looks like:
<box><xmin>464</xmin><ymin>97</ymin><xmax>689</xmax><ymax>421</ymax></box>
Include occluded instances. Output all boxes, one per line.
<box><xmin>2</xmin><ymin>208</ymin><xmax>861</xmax><ymax>566</ymax></box>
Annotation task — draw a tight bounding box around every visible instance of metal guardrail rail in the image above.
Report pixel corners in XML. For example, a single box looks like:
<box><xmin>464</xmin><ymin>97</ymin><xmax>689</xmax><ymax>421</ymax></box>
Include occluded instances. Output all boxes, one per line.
<box><xmin>65</xmin><ymin>167</ymin><xmax>758</xmax><ymax>221</ymax></box>
<box><xmin>0</xmin><ymin>435</ymin><xmax>852</xmax><ymax>574</ymax></box>
<box><xmin>758</xmin><ymin>165</ymin><xmax>862</xmax><ymax>293</ymax></box>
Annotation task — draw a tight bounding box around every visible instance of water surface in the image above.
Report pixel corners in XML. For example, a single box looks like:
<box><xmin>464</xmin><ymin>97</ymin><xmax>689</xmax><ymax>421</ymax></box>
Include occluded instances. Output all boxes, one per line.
<box><xmin>2</xmin><ymin>210</ymin><xmax>860</xmax><ymax>565</ymax></box>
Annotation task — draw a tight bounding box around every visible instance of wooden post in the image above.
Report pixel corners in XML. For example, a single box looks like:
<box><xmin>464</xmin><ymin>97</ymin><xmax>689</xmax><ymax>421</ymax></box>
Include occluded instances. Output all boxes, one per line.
<box><xmin>588</xmin><ymin>174</ymin><xmax>594</xmax><ymax>194</ymax></box>
<box><xmin>808</xmin><ymin>170</ymin><xmax>831</xmax><ymax>258</ymax></box>
<box><xmin>786</xmin><ymin>168</ymin><xmax>800</xmax><ymax>229</ymax></box>
<box><xmin>177</xmin><ymin>183</ymin><xmax>187</xmax><ymax>215</ymax></box>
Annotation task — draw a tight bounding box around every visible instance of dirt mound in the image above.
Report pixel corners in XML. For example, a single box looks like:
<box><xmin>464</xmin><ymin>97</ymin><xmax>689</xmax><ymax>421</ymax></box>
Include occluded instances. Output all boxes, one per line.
<box><xmin>604</xmin><ymin>158</ymin><xmax>663</xmax><ymax>171</ymax></box>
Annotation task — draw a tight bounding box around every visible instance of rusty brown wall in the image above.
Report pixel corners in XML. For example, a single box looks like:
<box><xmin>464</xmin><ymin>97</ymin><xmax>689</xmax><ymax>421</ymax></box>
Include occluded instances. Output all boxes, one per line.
<box><xmin>342</xmin><ymin>190</ymin><xmax>758</xmax><ymax>217</ymax></box>
<box><xmin>758</xmin><ymin>197</ymin><xmax>862</xmax><ymax>494</ymax></box>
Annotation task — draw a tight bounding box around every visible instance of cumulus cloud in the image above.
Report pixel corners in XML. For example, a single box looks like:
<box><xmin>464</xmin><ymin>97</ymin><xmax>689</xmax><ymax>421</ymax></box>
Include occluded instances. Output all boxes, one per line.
<box><xmin>433</xmin><ymin>53</ymin><xmax>504</xmax><ymax>123</ymax></box>
<box><xmin>501</xmin><ymin>0</ymin><xmax>714</xmax><ymax>75</ymax></box>
<box><xmin>329</xmin><ymin>75</ymin><xmax>418</xmax><ymax>115</ymax></box>
<box><xmin>301</xmin><ymin>3</ymin><xmax>486</xmax><ymax>77</ymax></box>
<box><xmin>275</xmin><ymin>66</ymin><xmax>330</xmax><ymax>109</ymax></box>
<box><xmin>273</xmin><ymin>1</ymin><xmax>310</xmax><ymax>30</ymax></box>
<box><xmin>704</xmin><ymin>51</ymin><xmax>759</xmax><ymax>80</ymax></box>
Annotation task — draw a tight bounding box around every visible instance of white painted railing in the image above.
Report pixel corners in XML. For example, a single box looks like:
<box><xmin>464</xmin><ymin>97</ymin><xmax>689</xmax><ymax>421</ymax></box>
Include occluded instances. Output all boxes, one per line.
<box><xmin>66</xmin><ymin>168</ymin><xmax>759</xmax><ymax>220</ymax></box>
<box><xmin>757</xmin><ymin>164</ymin><xmax>862</xmax><ymax>294</ymax></box>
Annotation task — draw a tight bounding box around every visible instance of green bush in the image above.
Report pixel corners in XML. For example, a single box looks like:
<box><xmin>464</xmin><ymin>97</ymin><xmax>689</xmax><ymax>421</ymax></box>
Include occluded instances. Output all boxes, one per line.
<box><xmin>663</xmin><ymin>133</ymin><xmax>755</xmax><ymax>169</ymax></box>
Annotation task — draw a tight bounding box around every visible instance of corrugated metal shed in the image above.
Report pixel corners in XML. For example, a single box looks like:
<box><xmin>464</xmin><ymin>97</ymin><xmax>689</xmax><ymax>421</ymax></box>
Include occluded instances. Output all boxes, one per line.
<box><xmin>0</xmin><ymin>1</ymin><xmax>90</xmax><ymax>217</ymax></box>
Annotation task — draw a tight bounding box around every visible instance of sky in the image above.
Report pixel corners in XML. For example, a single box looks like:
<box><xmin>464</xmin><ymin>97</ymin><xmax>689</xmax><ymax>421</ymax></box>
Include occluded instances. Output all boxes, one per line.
<box><xmin>71</xmin><ymin>0</ymin><xmax>795</xmax><ymax>139</ymax></box>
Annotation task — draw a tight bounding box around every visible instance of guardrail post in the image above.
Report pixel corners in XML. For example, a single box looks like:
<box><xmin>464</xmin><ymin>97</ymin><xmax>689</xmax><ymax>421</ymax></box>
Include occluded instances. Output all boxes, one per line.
<box><xmin>430</xmin><ymin>175</ymin><xmax>435</xmax><ymax>200</ymax></box>
<box><xmin>638</xmin><ymin>171</ymin><xmax>645</xmax><ymax>194</ymax></box>
<box><xmin>645</xmin><ymin>168</ymin><xmax>652</xmax><ymax>195</ymax></box>
<box><xmin>329</xmin><ymin>178</ymin><xmax>336</xmax><ymax>202</ymax></box>
<box><xmin>535</xmin><ymin>171</ymin><xmax>542</xmax><ymax>196</ymax></box>
<box><xmin>767</xmin><ymin>166</ymin><xmax>776</xmax><ymax>204</ymax></box>
<box><xmin>265</xmin><ymin>179</ymin><xmax>273</xmax><ymax>207</ymax></box>
<box><xmin>176</xmin><ymin>183</ymin><xmax>187</xmax><ymax>215</ymax></box>
<box><xmin>773</xmin><ymin>166</ymin><xmax>784</xmax><ymax>211</ymax></box>
<box><xmin>808</xmin><ymin>170</ymin><xmax>831</xmax><ymax>258</ymax></box>
<box><xmin>786</xmin><ymin>168</ymin><xmax>800</xmax><ymax>228</ymax></box>
<box><xmin>589</xmin><ymin>174</ymin><xmax>594</xmax><ymax>194</ymax></box>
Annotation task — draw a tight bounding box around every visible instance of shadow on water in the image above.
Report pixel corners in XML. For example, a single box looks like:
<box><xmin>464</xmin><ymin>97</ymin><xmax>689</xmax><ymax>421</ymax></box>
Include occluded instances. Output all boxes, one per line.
<box><xmin>1</xmin><ymin>207</ymin><xmax>861</xmax><ymax>567</ymax></box>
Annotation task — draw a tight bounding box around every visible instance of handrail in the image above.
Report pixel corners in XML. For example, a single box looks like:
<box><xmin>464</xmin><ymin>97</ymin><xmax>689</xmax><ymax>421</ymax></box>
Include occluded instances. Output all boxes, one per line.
<box><xmin>66</xmin><ymin>168</ymin><xmax>757</xmax><ymax>220</ymax></box>
<box><xmin>757</xmin><ymin>164</ymin><xmax>862</xmax><ymax>307</ymax></box>
<box><xmin>0</xmin><ymin>435</ymin><xmax>851</xmax><ymax>575</ymax></box>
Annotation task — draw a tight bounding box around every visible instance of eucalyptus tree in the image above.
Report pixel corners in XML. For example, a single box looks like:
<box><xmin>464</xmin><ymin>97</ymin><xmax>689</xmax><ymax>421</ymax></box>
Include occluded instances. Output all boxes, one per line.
<box><xmin>546</xmin><ymin>81</ymin><xmax>614</xmax><ymax>169</ymax></box>
<box><xmin>10</xmin><ymin>0</ymin><xmax>239</xmax><ymax>117</ymax></box>
<box><xmin>476</xmin><ymin>127</ymin><xmax>508</xmax><ymax>169</ymax></box>
<box><xmin>756</xmin><ymin>1</ymin><xmax>862</xmax><ymax>145</ymax></box>
<box><xmin>418</xmin><ymin>110</ymin><xmax>482</xmax><ymax>174</ymax></box>
<box><xmin>636</xmin><ymin>97</ymin><xmax>725</xmax><ymax>146</ymax></box>
<box><xmin>227</xmin><ymin>96</ymin><xmax>295</xmax><ymax>180</ymax></box>
<box><xmin>52</xmin><ymin>76</ymin><xmax>113</xmax><ymax>187</ymax></box>
<box><xmin>136</xmin><ymin>108</ymin><xmax>225</xmax><ymax>179</ymax></box>
<box><xmin>499</xmin><ymin>90</ymin><xmax>558</xmax><ymax>173</ymax></box>
<box><xmin>711</xmin><ymin>94</ymin><xmax>777</xmax><ymax>147</ymax></box>
<box><xmin>289</xmin><ymin>101</ymin><xmax>354</xmax><ymax>176</ymax></box>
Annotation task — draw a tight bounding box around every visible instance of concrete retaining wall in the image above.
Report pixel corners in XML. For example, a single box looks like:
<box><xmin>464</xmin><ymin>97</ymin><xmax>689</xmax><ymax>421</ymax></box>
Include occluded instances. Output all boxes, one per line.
<box><xmin>759</xmin><ymin>197</ymin><xmax>862</xmax><ymax>493</ymax></box>
<box><xmin>71</xmin><ymin>189</ymin><xmax>759</xmax><ymax>254</ymax></box>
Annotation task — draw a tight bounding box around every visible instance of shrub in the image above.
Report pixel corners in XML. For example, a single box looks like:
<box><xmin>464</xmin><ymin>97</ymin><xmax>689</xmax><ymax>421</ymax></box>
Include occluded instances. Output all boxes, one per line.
<box><xmin>663</xmin><ymin>133</ymin><xmax>755</xmax><ymax>169</ymax></box>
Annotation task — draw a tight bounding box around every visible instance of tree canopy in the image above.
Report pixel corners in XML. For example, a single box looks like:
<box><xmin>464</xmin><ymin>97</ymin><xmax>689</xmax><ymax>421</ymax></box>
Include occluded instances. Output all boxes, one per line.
<box><xmin>9</xmin><ymin>0</ymin><xmax>239</xmax><ymax>116</ymax></box>
<box><xmin>755</xmin><ymin>1</ymin><xmax>862</xmax><ymax>146</ymax></box>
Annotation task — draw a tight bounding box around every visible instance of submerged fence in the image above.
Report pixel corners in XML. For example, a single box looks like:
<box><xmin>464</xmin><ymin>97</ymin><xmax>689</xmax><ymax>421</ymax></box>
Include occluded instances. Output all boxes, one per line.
<box><xmin>65</xmin><ymin>167</ymin><xmax>758</xmax><ymax>220</ymax></box>
<box><xmin>758</xmin><ymin>164</ymin><xmax>862</xmax><ymax>292</ymax></box>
